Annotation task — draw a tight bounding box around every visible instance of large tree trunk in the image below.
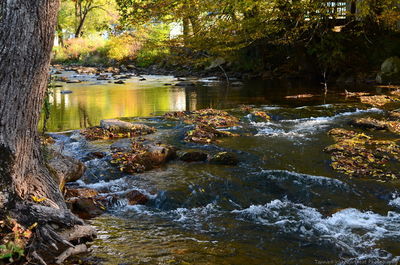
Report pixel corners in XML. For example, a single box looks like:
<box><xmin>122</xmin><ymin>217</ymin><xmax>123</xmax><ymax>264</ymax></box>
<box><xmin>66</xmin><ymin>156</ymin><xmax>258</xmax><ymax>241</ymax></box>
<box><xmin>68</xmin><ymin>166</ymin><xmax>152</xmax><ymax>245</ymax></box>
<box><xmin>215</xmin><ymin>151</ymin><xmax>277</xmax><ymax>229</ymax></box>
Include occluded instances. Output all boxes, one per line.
<box><xmin>0</xmin><ymin>1</ymin><xmax>95</xmax><ymax>263</ymax></box>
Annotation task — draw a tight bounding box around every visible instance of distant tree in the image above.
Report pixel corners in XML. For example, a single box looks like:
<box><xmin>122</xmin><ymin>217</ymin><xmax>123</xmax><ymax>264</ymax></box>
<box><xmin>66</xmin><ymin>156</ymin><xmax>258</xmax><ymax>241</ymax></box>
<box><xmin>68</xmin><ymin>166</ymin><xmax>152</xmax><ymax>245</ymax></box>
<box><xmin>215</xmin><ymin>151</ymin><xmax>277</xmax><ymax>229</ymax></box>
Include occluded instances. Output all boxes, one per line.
<box><xmin>57</xmin><ymin>0</ymin><xmax>118</xmax><ymax>40</ymax></box>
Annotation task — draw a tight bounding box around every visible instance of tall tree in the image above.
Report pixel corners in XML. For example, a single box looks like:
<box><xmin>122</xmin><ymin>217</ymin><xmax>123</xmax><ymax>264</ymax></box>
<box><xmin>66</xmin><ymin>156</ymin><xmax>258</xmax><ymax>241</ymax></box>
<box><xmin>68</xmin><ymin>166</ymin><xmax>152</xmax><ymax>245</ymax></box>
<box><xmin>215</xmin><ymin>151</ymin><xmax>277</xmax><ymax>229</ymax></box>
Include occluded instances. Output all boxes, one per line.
<box><xmin>0</xmin><ymin>0</ymin><xmax>95</xmax><ymax>263</ymax></box>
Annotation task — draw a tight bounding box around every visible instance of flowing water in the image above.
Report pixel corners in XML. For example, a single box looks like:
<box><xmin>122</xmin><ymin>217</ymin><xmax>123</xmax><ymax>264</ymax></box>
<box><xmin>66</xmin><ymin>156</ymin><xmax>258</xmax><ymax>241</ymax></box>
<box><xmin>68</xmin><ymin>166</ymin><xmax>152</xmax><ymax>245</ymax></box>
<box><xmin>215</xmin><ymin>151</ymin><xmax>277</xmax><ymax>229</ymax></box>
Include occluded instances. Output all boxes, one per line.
<box><xmin>48</xmin><ymin>72</ymin><xmax>400</xmax><ymax>264</ymax></box>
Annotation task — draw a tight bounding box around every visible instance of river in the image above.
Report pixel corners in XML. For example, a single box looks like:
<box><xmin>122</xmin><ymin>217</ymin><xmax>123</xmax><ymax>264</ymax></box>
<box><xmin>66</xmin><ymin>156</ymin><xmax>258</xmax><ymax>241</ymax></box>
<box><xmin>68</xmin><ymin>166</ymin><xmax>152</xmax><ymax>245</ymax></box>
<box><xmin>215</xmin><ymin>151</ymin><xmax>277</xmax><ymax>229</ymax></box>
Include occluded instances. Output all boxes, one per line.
<box><xmin>47</xmin><ymin>72</ymin><xmax>400</xmax><ymax>265</ymax></box>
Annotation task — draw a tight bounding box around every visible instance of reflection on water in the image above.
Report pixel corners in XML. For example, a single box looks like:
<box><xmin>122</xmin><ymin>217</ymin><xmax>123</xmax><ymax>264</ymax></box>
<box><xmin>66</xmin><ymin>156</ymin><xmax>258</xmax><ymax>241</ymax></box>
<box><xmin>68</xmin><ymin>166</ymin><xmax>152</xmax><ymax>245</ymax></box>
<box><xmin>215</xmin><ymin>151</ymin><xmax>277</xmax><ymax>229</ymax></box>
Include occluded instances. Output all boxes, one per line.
<box><xmin>42</xmin><ymin>74</ymin><xmax>355</xmax><ymax>132</ymax></box>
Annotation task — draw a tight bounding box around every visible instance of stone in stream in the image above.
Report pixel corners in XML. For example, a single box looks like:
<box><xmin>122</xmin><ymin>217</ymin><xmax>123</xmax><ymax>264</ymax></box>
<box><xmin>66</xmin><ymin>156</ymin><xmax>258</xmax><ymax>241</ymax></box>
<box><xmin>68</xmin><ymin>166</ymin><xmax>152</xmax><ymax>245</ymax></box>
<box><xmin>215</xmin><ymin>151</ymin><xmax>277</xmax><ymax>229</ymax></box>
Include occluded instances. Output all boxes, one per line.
<box><xmin>81</xmin><ymin>119</ymin><xmax>156</xmax><ymax>140</ymax></box>
<box><xmin>66</xmin><ymin>79</ymin><xmax>82</xmax><ymax>83</ymax></box>
<box><xmin>179</xmin><ymin>151</ymin><xmax>208</xmax><ymax>162</ymax></box>
<box><xmin>66</xmin><ymin>197</ymin><xmax>105</xmax><ymax>219</ymax></box>
<box><xmin>185</xmin><ymin>124</ymin><xmax>237</xmax><ymax>144</ymax></box>
<box><xmin>114</xmin><ymin>80</ymin><xmax>125</xmax><ymax>84</ymax></box>
<box><xmin>47</xmin><ymin>151</ymin><xmax>86</xmax><ymax>189</ymax></box>
<box><xmin>209</xmin><ymin>152</ymin><xmax>239</xmax><ymax>166</ymax></box>
<box><xmin>350</xmin><ymin>117</ymin><xmax>400</xmax><ymax>134</ymax></box>
<box><xmin>376</xmin><ymin>56</ymin><xmax>400</xmax><ymax>84</ymax></box>
<box><xmin>65</xmin><ymin>188</ymin><xmax>105</xmax><ymax>219</ymax></box>
<box><xmin>111</xmin><ymin>139</ymin><xmax>177</xmax><ymax>173</ymax></box>
<box><xmin>126</xmin><ymin>190</ymin><xmax>149</xmax><ymax>205</ymax></box>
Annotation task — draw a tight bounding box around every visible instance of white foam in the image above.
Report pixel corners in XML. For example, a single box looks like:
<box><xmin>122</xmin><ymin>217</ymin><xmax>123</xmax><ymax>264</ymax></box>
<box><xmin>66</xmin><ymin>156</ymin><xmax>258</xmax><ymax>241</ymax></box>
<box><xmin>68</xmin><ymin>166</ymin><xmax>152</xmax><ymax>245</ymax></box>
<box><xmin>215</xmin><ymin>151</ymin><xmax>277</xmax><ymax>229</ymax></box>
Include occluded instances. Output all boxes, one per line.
<box><xmin>253</xmin><ymin>108</ymin><xmax>383</xmax><ymax>139</ymax></box>
<box><xmin>233</xmin><ymin>199</ymin><xmax>400</xmax><ymax>261</ymax></box>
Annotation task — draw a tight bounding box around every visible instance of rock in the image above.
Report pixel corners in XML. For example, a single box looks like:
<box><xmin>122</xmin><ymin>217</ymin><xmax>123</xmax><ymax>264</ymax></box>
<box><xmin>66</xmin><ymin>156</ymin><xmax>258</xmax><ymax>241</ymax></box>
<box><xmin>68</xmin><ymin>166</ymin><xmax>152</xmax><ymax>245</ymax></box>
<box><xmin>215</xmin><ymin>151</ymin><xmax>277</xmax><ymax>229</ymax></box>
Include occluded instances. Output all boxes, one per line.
<box><xmin>185</xmin><ymin>124</ymin><xmax>237</xmax><ymax>144</ymax></box>
<box><xmin>82</xmin><ymin>121</ymin><xmax>156</xmax><ymax>140</ymax></box>
<box><xmin>74</xmin><ymin>67</ymin><xmax>98</xmax><ymax>75</ymax></box>
<box><xmin>164</xmin><ymin>109</ymin><xmax>239</xmax><ymax>128</ymax></box>
<box><xmin>251</xmin><ymin>110</ymin><xmax>271</xmax><ymax>121</ymax></box>
<box><xmin>47</xmin><ymin>151</ymin><xmax>86</xmax><ymax>188</ymax></box>
<box><xmin>114</xmin><ymin>80</ymin><xmax>125</xmax><ymax>84</ymax></box>
<box><xmin>139</xmin><ymin>77</ymin><xmax>146</xmax><ymax>81</ymax></box>
<box><xmin>376</xmin><ymin>56</ymin><xmax>400</xmax><ymax>84</ymax></box>
<box><xmin>180</xmin><ymin>151</ymin><xmax>208</xmax><ymax>162</ymax></box>
<box><xmin>389</xmin><ymin>111</ymin><xmax>400</xmax><ymax>121</ymax></box>
<box><xmin>350</xmin><ymin>117</ymin><xmax>400</xmax><ymax>134</ymax></box>
<box><xmin>56</xmin><ymin>76</ymin><xmax>69</xmax><ymax>82</ymax></box>
<box><xmin>126</xmin><ymin>64</ymin><xmax>136</xmax><ymax>70</ymax></box>
<box><xmin>325</xmin><ymin>128</ymin><xmax>400</xmax><ymax>180</ymax></box>
<box><xmin>350</xmin><ymin>118</ymin><xmax>387</xmax><ymax>130</ymax></box>
<box><xmin>66</xmin><ymin>79</ymin><xmax>82</xmax><ymax>84</ymax></box>
<box><xmin>105</xmin><ymin>67</ymin><xmax>120</xmax><ymax>74</ymax></box>
<box><xmin>174</xmin><ymin>81</ymin><xmax>196</xmax><ymax>87</ymax></box>
<box><xmin>67</xmin><ymin>197</ymin><xmax>105</xmax><ymax>219</ymax></box>
<box><xmin>126</xmin><ymin>190</ymin><xmax>149</xmax><ymax>205</ymax></box>
<box><xmin>60</xmin><ymin>90</ymin><xmax>73</xmax><ymax>94</ymax></box>
<box><xmin>120</xmin><ymin>65</ymin><xmax>128</xmax><ymax>72</ymax></box>
<box><xmin>111</xmin><ymin>140</ymin><xmax>176</xmax><ymax>173</ymax></box>
<box><xmin>285</xmin><ymin>94</ymin><xmax>314</xmax><ymax>99</ymax></box>
<box><xmin>88</xmin><ymin>152</ymin><xmax>107</xmax><ymax>159</ymax></box>
<box><xmin>65</xmin><ymin>188</ymin><xmax>99</xmax><ymax>199</ymax></box>
<box><xmin>100</xmin><ymin>119</ymin><xmax>135</xmax><ymax>131</ymax></box>
<box><xmin>359</xmin><ymin>95</ymin><xmax>393</xmax><ymax>107</ymax></box>
<box><xmin>209</xmin><ymin>152</ymin><xmax>239</xmax><ymax>165</ymax></box>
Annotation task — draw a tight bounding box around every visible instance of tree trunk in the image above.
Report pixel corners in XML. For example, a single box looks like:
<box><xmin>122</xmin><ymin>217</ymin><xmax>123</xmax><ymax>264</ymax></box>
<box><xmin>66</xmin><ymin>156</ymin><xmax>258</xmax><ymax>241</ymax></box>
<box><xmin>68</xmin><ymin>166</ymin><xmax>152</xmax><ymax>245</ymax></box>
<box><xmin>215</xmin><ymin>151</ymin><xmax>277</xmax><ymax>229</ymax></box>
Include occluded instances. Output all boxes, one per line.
<box><xmin>0</xmin><ymin>1</ymin><xmax>95</xmax><ymax>263</ymax></box>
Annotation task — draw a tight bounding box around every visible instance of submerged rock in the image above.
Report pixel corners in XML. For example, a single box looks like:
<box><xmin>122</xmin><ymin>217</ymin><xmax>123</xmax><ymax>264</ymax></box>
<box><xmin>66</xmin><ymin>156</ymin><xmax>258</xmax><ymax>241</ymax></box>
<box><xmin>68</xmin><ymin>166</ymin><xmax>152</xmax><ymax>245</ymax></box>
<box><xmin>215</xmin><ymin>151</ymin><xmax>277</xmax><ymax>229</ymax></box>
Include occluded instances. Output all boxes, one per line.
<box><xmin>81</xmin><ymin>119</ymin><xmax>156</xmax><ymax>140</ymax></box>
<box><xmin>179</xmin><ymin>151</ymin><xmax>208</xmax><ymax>162</ymax></box>
<box><xmin>209</xmin><ymin>152</ymin><xmax>239</xmax><ymax>165</ymax></box>
<box><xmin>111</xmin><ymin>140</ymin><xmax>176</xmax><ymax>173</ymax></box>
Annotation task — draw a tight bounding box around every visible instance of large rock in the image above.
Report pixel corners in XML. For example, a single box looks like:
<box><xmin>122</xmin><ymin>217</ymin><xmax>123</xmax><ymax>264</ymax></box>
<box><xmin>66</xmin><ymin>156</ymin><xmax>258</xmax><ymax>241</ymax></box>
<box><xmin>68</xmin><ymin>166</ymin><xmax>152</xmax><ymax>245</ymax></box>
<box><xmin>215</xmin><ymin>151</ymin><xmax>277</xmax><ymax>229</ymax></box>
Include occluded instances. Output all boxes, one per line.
<box><xmin>376</xmin><ymin>56</ymin><xmax>400</xmax><ymax>84</ymax></box>
<box><xmin>82</xmin><ymin>120</ymin><xmax>156</xmax><ymax>140</ymax></box>
<box><xmin>47</xmin><ymin>151</ymin><xmax>85</xmax><ymax>188</ymax></box>
<box><xmin>111</xmin><ymin>140</ymin><xmax>177</xmax><ymax>173</ymax></box>
<box><xmin>100</xmin><ymin>119</ymin><xmax>136</xmax><ymax>131</ymax></box>
<box><xmin>66</xmin><ymin>197</ymin><xmax>105</xmax><ymax>219</ymax></box>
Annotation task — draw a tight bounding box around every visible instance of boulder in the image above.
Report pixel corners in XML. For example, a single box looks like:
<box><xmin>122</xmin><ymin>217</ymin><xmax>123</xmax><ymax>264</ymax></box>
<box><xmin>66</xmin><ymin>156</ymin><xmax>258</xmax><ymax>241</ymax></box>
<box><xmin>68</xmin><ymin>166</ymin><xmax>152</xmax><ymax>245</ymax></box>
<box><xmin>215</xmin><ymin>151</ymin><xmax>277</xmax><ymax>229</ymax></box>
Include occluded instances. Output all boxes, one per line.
<box><xmin>209</xmin><ymin>152</ymin><xmax>239</xmax><ymax>165</ymax></box>
<box><xmin>47</xmin><ymin>151</ymin><xmax>86</xmax><ymax>188</ymax></box>
<box><xmin>376</xmin><ymin>56</ymin><xmax>400</xmax><ymax>84</ymax></box>
<box><xmin>111</xmin><ymin>140</ymin><xmax>177</xmax><ymax>173</ymax></box>
<box><xmin>82</xmin><ymin>121</ymin><xmax>156</xmax><ymax>140</ymax></box>
<box><xmin>126</xmin><ymin>190</ymin><xmax>149</xmax><ymax>205</ymax></box>
<box><xmin>66</xmin><ymin>79</ymin><xmax>82</xmax><ymax>83</ymax></box>
<box><xmin>66</xmin><ymin>197</ymin><xmax>105</xmax><ymax>219</ymax></box>
<box><xmin>179</xmin><ymin>151</ymin><xmax>208</xmax><ymax>162</ymax></box>
<box><xmin>100</xmin><ymin>119</ymin><xmax>135</xmax><ymax>131</ymax></box>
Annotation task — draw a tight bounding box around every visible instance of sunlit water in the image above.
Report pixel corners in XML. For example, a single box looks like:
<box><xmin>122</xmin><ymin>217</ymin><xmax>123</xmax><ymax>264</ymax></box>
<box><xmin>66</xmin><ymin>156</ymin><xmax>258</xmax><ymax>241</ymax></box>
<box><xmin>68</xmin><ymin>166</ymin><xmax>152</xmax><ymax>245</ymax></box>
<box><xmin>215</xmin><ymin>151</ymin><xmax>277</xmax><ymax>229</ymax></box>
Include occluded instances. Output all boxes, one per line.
<box><xmin>49</xmin><ymin>73</ymin><xmax>400</xmax><ymax>264</ymax></box>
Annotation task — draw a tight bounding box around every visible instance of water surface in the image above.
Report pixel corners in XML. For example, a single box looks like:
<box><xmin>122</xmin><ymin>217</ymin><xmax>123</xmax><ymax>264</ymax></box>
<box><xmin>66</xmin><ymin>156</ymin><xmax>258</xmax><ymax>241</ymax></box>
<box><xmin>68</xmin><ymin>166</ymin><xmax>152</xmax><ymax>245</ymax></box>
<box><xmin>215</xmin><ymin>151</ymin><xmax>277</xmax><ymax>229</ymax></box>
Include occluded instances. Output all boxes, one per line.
<box><xmin>50</xmin><ymin>73</ymin><xmax>400</xmax><ymax>265</ymax></box>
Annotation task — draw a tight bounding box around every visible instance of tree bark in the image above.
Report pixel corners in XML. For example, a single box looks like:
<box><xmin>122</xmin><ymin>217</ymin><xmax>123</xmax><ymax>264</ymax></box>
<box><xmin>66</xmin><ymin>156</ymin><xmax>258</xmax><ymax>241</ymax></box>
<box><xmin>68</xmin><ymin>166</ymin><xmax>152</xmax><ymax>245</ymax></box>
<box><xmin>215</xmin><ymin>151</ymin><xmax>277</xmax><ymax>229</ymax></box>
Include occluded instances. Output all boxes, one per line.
<box><xmin>0</xmin><ymin>0</ymin><xmax>95</xmax><ymax>263</ymax></box>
